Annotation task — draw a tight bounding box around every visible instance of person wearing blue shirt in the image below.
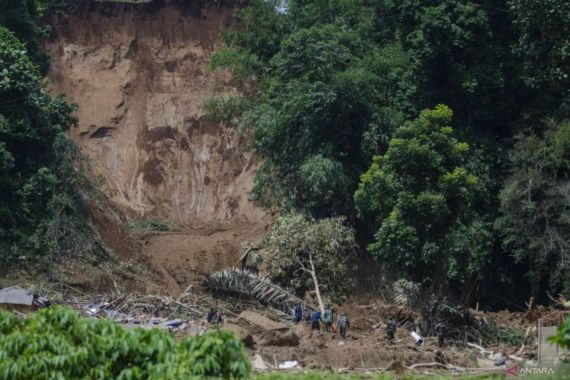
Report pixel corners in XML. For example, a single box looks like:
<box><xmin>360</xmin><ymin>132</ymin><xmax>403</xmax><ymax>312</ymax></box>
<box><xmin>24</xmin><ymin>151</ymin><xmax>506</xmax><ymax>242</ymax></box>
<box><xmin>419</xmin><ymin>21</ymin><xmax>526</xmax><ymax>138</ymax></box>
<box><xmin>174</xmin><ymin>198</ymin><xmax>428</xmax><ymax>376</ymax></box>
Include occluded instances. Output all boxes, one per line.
<box><xmin>310</xmin><ymin>310</ymin><xmax>321</xmax><ymax>336</ymax></box>
<box><xmin>293</xmin><ymin>304</ymin><xmax>303</xmax><ymax>324</ymax></box>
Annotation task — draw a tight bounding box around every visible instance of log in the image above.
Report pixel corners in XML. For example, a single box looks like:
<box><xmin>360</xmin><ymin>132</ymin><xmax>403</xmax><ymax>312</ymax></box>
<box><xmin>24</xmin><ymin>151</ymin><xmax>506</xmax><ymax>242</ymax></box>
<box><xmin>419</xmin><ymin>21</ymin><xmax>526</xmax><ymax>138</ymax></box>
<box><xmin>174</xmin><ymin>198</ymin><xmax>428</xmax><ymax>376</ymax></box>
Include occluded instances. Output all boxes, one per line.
<box><xmin>467</xmin><ymin>342</ymin><xmax>492</xmax><ymax>355</ymax></box>
<box><xmin>407</xmin><ymin>362</ymin><xmax>461</xmax><ymax>370</ymax></box>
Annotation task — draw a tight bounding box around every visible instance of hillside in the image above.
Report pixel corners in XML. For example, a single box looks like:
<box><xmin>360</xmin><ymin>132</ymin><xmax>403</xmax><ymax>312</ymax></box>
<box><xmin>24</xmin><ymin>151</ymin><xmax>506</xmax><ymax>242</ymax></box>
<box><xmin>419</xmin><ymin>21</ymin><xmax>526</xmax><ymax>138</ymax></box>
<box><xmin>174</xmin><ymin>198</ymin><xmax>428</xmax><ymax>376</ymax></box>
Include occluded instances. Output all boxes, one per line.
<box><xmin>43</xmin><ymin>1</ymin><xmax>271</xmax><ymax>293</ymax></box>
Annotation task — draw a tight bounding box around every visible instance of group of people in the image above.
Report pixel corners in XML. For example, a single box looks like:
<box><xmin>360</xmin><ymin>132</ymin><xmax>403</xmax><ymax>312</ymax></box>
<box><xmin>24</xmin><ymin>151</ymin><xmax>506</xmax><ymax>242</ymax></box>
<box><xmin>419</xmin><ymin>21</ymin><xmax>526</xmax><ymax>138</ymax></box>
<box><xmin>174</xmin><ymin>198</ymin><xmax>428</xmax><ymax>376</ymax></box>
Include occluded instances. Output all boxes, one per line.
<box><xmin>386</xmin><ymin>316</ymin><xmax>447</xmax><ymax>347</ymax></box>
<box><xmin>208</xmin><ymin>302</ymin><xmax>447</xmax><ymax>347</ymax></box>
<box><xmin>294</xmin><ymin>305</ymin><xmax>448</xmax><ymax>346</ymax></box>
<box><xmin>293</xmin><ymin>304</ymin><xmax>350</xmax><ymax>339</ymax></box>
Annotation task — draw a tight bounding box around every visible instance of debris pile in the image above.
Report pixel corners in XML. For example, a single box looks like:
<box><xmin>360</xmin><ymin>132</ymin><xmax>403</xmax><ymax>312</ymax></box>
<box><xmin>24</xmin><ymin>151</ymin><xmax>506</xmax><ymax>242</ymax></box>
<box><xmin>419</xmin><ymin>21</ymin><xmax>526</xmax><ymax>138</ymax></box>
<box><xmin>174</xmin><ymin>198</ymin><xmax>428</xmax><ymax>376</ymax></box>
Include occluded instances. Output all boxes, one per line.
<box><xmin>1</xmin><ymin>284</ymin><xmax>568</xmax><ymax>375</ymax></box>
<box><xmin>0</xmin><ymin>286</ymin><xmax>50</xmax><ymax>315</ymax></box>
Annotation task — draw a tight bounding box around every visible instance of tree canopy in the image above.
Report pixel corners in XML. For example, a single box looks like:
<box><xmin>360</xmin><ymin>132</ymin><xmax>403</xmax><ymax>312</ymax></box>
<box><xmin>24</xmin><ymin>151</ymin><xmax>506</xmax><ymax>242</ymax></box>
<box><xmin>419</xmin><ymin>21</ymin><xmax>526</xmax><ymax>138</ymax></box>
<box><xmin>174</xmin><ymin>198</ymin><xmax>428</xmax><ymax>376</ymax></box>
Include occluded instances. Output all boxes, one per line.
<box><xmin>209</xmin><ymin>0</ymin><xmax>570</xmax><ymax>306</ymax></box>
<box><xmin>1</xmin><ymin>0</ymin><xmax>570</xmax><ymax>311</ymax></box>
<box><xmin>354</xmin><ymin>105</ymin><xmax>491</xmax><ymax>310</ymax></box>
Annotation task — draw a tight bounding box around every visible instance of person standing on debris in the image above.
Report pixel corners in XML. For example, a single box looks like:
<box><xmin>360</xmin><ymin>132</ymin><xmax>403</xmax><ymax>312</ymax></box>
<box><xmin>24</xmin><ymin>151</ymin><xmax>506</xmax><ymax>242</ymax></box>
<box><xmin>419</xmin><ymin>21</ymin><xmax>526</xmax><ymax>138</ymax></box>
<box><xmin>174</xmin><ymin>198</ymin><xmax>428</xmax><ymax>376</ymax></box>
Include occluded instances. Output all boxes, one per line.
<box><xmin>214</xmin><ymin>310</ymin><xmax>224</xmax><ymax>325</ymax></box>
<box><xmin>435</xmin><ymin>320</ymin><xmax>446</xmax><ymax>347</ymax></box>
<box><xmin>386</xmin><ymin>317</ymin><xmax>397</xmax><ymax>343</ymax></box>
<box><xmin>337</xmin><ymin>312</ymin><xmax>349</xmax><ymax>339</ymax></box>
<box><xmin>293</xmin><ymin>304</ymin><xmax>303</xmax><ymax>324</ymax></box>
<box><xmin>310</xmin><ymin>309</ymin><xmax>321</xmax><ymax>335</ymax></box>
<box><xmin>324</xmin><ymin>305</ymin><xmax>334</xmax><ymax>334</ymax></box>
<box><xmin>249</xmin><ymin>250</ymin><xmax>260</xmax><ymax>275</ymax></box>
<box><xmin>207</xmin><ymin>308</ymin><xmax>216</xmax><ymax>323</ymax></box>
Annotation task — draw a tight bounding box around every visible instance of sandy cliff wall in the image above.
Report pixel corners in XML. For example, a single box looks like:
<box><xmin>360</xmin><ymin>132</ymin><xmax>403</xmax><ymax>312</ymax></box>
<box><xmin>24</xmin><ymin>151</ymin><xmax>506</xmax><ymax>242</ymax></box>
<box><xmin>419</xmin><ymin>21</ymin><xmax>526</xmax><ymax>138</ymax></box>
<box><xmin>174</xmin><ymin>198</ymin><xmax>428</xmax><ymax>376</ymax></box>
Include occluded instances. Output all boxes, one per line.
<box><xmin>44</xmin><ymin>1</ymin><xmax>270</xmax><ymax>291</ymax></box>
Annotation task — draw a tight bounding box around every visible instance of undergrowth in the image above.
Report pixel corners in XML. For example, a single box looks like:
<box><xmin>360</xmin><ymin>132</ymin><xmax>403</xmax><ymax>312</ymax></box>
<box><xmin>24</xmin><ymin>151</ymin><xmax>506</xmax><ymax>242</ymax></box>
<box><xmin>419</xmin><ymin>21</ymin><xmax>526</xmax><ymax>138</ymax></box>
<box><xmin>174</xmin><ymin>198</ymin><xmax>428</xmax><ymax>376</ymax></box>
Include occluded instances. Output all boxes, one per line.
<box><xmin>130</xmin><ymin>218</ymin><xmax>171</xmax><ymax>231</ymax></box>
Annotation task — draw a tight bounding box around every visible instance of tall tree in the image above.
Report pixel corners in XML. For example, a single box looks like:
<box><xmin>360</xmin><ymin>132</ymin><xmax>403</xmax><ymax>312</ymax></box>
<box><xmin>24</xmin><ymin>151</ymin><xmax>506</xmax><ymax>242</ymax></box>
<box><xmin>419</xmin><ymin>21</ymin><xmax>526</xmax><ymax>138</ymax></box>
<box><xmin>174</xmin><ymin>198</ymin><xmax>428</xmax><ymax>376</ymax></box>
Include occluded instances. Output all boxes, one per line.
<box><xmin>387</xmin><ymin>0</ymin><xmax>510</xmax><ymax>130</ymax></box>
<box><xmin>496</xmin><ymin>122</ymin><xmax>570</xmax><ymax>298</ymax></box>
<box><xmin>355</xmin><ymin>105</ymin><xmax>486</xmax><ymax>325</ymax></box>
<box><xmin>0</xmin><ymin>0</ymin><xmax>50</xmax><ymax>74</ymax></box>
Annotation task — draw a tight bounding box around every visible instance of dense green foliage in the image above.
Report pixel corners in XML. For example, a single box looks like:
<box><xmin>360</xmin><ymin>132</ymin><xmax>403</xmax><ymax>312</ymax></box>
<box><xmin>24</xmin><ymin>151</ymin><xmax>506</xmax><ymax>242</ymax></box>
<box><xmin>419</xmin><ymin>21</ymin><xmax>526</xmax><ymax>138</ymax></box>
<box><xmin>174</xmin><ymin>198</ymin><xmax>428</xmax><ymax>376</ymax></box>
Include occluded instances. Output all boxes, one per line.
<box><xmin>0</xmin><ymin>0</ymin><xmax>569</xmax><ymax>312</ymax></box>
<box><xmin>0</xmin><ymin>7</ymin><xmax>98</xmax><ymax>268</ymax></box>
<box><xmin>261</xmin><ymin>213</ymin><xmax>357</xmax><ymax>302</ymax></box>
<box><xmin>496</xmin><ymin>122</ymin><xmax>570</xmax><ymax>297</ymax></box>
<box><xmin>209</xmin><ymin>0</ymin><xmax>570</xmax><ymax>307</ymax></box>
<box><xmin>0</xmin><ymin>306</ymin><xmax>250</xmax><ymax>379</ymax></box>
<box><xmin>354</xmin><ymin>105</ymin><xmax>487</xmax><ymax>305</ymax></box>
<box><xmin>0</xmin><ymin>0</ymin><xmax>51</xmax><ymax>74</ymax></box>
<box><xmin>509</xmin><ymin>0</ymin><xmax>570</xmax><ymax>116</ymax></box>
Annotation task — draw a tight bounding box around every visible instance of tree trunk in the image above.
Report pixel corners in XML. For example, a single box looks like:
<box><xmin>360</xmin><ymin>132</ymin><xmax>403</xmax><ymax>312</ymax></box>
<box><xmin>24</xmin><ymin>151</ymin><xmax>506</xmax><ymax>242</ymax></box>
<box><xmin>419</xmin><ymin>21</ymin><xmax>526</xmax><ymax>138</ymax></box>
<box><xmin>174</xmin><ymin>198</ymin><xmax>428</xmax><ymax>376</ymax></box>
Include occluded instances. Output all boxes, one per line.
<box><xmin>308</xmin><ymin>253</ymin><xmax>325</xmax><ymax>316</ymax></box>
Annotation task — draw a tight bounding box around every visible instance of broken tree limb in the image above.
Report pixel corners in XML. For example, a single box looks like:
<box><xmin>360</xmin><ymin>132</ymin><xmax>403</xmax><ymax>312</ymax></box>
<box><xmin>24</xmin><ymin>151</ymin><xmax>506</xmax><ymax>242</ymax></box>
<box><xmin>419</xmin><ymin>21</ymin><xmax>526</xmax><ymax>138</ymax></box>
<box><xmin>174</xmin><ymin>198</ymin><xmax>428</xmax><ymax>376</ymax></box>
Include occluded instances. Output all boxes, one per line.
<box><xmin>407</xmin><ymin>362</ymin><xmax>463</xmax><ymax>371</ymax></box>
<box><xmin>308</xmin><ymin>252</ymin><xmax>325</xmax><ymax>316</ymax></box>
<box><xmin>467</xmin><ymin>342</ymin><xmax>492</xmax><ymax>355</ymax></box>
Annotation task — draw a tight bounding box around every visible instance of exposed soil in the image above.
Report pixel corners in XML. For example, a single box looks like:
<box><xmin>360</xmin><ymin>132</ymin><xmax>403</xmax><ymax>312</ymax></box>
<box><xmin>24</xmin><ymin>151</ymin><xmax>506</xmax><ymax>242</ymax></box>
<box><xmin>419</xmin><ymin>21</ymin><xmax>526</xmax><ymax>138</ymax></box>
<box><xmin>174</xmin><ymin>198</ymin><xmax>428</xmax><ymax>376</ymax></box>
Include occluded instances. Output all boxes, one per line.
<box><xmin>44</xmin><ymin>0</ymin><xmax>272</xmax><ymax>293</ymax></box>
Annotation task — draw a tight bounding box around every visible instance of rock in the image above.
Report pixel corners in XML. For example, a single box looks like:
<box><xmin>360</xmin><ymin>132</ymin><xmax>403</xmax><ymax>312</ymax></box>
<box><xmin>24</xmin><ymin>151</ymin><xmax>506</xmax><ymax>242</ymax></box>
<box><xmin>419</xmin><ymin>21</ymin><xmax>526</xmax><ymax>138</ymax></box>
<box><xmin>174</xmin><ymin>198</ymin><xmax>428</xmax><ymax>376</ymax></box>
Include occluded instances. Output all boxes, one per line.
<box><xmin>252</xmin><ymin>354</ymin><xmax>269</xmax><ymax>371</ymax></box>
<box><xmin>235</xmin><ymin>311</ymin><xmax>299</xmax><ymax>347</ymax></box>
<box><xmin>237</xmin><ymin>311</ymin><xmax>283</xmax><ymax>335</ymax></box>
<box><xmin>259</xmin><ymin>327</ymin><xmax>300</xmax><ymax>347</ymax></box>
<box><xmin>224</xmin><ymin>323</ymin><xmax>255</xmax><ymax>348</ymax></box>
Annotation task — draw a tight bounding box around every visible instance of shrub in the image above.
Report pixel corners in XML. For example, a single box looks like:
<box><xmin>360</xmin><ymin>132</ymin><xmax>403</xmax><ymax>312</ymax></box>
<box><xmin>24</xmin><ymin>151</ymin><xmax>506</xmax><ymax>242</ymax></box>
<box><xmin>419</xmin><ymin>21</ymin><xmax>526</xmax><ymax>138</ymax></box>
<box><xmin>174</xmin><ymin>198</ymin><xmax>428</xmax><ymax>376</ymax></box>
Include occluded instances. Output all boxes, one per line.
<box><xmin>202</xmin><ymin>95</ymin><xmax>251</xmax><ymax>128</ymax></box>
<box><xmin>130</xmin><ymin>218</ymin><xmax>171</xmax><ymax>231</ymax></box>
<box><xmin>549</xmin><ymin>317</ymin><xmax>570</xmax><ymax>350</ymax></box>
<box><xmin>0</xmin><ymin>306</ymin><xmax>250</xmax><ymax>379</ymax></box>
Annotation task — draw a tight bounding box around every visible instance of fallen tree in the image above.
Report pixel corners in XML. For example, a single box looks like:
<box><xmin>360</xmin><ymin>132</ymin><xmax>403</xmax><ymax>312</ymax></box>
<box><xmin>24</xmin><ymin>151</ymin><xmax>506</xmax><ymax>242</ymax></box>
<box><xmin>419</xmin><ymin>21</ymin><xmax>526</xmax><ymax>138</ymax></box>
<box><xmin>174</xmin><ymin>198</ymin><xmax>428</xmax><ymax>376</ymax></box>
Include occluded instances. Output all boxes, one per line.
<box><xmin>204</xmin><ymin>269</ymin><xmax>311</xmax><ymax>312</ymax></box>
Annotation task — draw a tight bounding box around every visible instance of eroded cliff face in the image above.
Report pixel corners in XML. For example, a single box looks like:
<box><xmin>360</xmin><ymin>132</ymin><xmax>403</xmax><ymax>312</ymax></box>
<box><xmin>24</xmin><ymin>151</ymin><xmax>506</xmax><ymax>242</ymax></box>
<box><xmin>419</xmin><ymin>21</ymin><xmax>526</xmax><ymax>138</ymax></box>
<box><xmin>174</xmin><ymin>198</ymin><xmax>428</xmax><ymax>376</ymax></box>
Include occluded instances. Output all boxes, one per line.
<box><xmin>45</xmin><ymin>2</ymin><xmax>270</xmax><ymax>291</ymax></box>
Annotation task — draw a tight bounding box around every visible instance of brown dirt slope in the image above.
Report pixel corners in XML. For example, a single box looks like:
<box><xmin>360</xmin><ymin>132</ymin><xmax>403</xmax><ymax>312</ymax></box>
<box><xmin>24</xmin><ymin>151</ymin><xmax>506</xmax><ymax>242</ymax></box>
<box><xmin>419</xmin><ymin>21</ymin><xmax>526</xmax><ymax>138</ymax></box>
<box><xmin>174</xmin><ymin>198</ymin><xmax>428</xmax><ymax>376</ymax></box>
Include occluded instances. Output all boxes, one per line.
<box><xmin>44</xmin><ymin>1</ymin><xmax>271</xmax><ymax>293</ymax></box>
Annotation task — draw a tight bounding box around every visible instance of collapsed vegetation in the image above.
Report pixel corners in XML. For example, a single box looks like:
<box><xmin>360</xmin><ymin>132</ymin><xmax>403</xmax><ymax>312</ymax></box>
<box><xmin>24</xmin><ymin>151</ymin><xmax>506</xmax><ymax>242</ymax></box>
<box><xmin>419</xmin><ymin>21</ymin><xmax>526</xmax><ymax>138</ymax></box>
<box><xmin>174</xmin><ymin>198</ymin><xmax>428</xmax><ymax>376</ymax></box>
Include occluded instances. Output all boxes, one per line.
<box><xmin>1</xmin><ymin>290</ymin><xmax>568</xmax><ymax>378</ymax></box>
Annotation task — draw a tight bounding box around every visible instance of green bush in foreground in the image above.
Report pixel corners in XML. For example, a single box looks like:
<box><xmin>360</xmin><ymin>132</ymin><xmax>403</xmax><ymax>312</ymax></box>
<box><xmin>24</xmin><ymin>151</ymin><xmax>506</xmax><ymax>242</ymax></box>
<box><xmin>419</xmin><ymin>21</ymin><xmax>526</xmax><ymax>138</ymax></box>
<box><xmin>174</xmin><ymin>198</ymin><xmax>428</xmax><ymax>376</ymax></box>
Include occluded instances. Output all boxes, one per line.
<box><xmin>0</xmin><ymin>306</ymin><xmax>250</xmax><ymax>379</ymax></box>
